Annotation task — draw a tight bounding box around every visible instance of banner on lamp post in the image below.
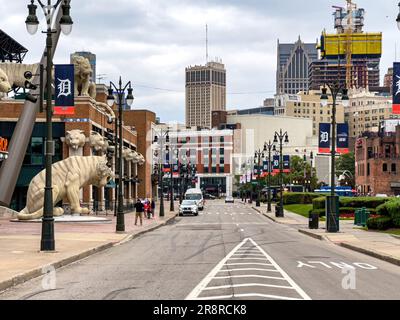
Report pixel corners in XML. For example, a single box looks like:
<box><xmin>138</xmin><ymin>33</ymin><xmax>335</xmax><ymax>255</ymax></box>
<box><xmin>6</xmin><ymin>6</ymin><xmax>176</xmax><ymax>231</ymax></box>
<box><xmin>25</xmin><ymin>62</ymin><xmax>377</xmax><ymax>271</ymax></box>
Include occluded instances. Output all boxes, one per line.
<box><xmin>283</xmin><ymin>155</ymin><xmax>290</xmax><ymax>173</ymax></box>
<box><xmin>393</xmin><ymin>62</ymin><xmax>400</xmax><ymax>114</ymax></box>
<box><xmin>319</xmin><ymin>123</ymin><xmax>331</xmax><ymax>154</ymax></box>
<box><xmin>336</xmin><ymin>123</ymin><xmax>349</xmax><ymax>154</ymax></box>
<box><xmin>272</xmin><ymin>155</ymin><xmax>280</xmax><ymax>174</ymax></box>
<box><xmin>54</xmin><ymin>64</ymin><xmax>75</xmax><ymax>115</ymax></box>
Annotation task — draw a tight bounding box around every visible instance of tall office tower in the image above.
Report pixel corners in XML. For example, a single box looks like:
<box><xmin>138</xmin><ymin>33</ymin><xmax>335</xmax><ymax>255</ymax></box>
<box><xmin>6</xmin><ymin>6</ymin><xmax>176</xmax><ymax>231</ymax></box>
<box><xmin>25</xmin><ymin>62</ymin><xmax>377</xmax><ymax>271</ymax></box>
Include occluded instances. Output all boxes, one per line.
<box><xmin>276</xmin><ymin>37</ymin><xmax>318</xmax><ymax>95</ymax></box>
<box><xmin>70</xmin><ymin>51</ymin><xmax>96</xmax><ymax>83</ymax></box>
<box><xmin>185</xmin><ymin>61</ymin><xmax>226</xmax><ymax>129</ymax></box>
<box><xmin>309</xmin><ymin>3</ymin><xmax>382</xmax><ymax>90</ymax></box>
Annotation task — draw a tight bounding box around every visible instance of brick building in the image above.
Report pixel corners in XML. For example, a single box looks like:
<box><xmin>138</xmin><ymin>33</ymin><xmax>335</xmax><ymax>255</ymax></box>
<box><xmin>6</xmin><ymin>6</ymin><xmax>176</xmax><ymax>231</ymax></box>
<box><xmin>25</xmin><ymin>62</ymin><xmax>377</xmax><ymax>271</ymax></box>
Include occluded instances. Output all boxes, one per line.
<box><xmin>0</xmin><ymin>86</ymin><xmax>152</xmax><ymax>212</ymax></box>
<box><xmin>355</xmin><ymin>127</ymin><xmax>400</xmax><ymax>196</ymax></box>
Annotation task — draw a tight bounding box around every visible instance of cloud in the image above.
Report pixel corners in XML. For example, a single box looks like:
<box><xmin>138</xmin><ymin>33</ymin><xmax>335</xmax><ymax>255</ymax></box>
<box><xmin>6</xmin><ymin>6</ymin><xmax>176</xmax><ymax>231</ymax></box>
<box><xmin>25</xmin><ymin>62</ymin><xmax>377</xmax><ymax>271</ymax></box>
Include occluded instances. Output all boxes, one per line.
<box><xmin>1</xmin><ymin>0</ymin><xmax>398</xmax><ymax>124</ymax></box>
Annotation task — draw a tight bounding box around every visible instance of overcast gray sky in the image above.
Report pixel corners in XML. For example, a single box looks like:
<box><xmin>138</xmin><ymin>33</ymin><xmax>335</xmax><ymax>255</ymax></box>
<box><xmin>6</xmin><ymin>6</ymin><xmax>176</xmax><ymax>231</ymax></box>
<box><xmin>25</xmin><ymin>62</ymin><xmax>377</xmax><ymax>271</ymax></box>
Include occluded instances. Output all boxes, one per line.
<box><xmin>1</xmin><ymin>0</ymin><xmax>399</xmax><ymax>122</ymax></box>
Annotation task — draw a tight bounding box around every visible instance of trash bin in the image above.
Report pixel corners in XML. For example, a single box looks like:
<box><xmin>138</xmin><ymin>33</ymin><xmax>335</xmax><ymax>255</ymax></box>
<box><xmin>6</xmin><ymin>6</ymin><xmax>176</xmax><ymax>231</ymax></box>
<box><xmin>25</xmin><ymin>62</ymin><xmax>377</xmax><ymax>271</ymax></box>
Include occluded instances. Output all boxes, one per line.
<box><xmin>309</xmin><ymin>212</ymin><xmax>319</xmax><ymax>229</ymax></box>
<box><xmin>275</xmin><ymin>205</ymin><xmax>283</xmax><ymax>217</ymax></box>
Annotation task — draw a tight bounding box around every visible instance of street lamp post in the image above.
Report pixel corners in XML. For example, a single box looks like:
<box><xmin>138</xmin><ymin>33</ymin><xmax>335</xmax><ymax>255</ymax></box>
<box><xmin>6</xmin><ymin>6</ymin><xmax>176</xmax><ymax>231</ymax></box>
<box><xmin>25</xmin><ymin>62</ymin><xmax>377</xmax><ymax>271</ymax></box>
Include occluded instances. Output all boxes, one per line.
<box><xmin>254</xmin><ymin>149</ymin><xmax>265</xmax><ymax>207</ymax></box>
<box><xmin>274</xmin><ymin>129</ymin><xmax>289</xmax><ymax>217</ymax></box>
<box><xmin>264</xmin><ymin>141</ymin><xmax>274</xmax><ymax>213</ymax></box>
<box><xmin>107</xmin><ymin>78</ymin><xmax>134</xmax><ymax>232</ymax></box>
<box><xmin>153</xmin><ymin>130</ymin><xmax>169</xmax><ymax>217</ymax></box>
<box><xmin>25</xmin><ymin>0</ymin><xmax>73</xmax><ymax>251</ymax></box>
<box><xmin>320</xmin><ymin>83</ymin><xmax>349</xmax><ymax>233</ymax></box>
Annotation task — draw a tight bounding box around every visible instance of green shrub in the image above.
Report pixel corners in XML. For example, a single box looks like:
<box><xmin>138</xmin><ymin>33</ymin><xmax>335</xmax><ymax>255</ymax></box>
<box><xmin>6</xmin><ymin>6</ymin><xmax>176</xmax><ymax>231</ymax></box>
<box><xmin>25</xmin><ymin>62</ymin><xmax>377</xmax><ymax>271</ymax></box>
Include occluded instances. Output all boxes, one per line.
<box><xmin>310</xmin><ymin>208</ymin><xmax>326</xmax><ymax>217</ymax></box>
<box><xmin>367</xmin><ymin>216</ymin><xmax>393</xmax><ymax>230</ymax></box>
<box><xmin>385</xmin><ymin>200</ymin><xmax>400</xmax><ymax>226</ymax></box>
<box><xmin>340</xmin><ymin>197</ymin><xmax>390</xmax><ymax>209</ymax></box>
<box><xmin>312</xmin><ymin>197</ymin><xmax>326</xmax><ymax>209</ymax></box>
<box><xmin>281</xmin><ymin>193</ymin><xmax>324</xmax><ymax>205</ymax></box>
<box><xmin>339</xmin><ymin>207</ymin><xmax>355</xmax><ymax>214</ymax></box>
<box><xmin>376</xmin><ymin>202</ymin><xmax>390</xmax><ymax>216</ymax></box>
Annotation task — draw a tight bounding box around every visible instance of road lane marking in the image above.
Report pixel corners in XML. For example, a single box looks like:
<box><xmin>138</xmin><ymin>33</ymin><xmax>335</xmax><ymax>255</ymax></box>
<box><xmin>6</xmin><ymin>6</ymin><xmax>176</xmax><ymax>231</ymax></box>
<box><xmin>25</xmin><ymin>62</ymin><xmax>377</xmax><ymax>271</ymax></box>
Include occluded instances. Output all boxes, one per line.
<box><xmin>213</xmin><ymin>275</ymin><xmax>286</xmax><ymax>281</ymax></box>
<box><xmin>232</xmin><ymin>254</ymin><xmax>265</xmax><ymax>257</ymax></box>
<box><xmin>193</xmin><ymin>294</ymin><xmax>303</xmax><ymax>301</ymax></box>
<box><xmin>186</xmin><ymin>238</ymin><xmax>311</xmax><ymax>300</ymax></box>
<box><xmin>203</xmin><ymin>283</ymin><xmax>294</xmax><ymax>291</ymax></box>
<box><xmin>218</xmin><ymin>268</ymin><xmax>279</xmax><ymax>272</ymax></box>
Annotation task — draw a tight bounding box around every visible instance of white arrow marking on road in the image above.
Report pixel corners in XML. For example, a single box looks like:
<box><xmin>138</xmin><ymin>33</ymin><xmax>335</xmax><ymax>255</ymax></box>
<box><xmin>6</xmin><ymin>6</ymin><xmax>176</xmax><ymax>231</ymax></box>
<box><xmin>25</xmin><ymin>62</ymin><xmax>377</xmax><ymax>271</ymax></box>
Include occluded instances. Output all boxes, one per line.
<box><xmin>193</xmin><ymin>293</ymin><xmax>303</xmax><ymax>301</ymax></box>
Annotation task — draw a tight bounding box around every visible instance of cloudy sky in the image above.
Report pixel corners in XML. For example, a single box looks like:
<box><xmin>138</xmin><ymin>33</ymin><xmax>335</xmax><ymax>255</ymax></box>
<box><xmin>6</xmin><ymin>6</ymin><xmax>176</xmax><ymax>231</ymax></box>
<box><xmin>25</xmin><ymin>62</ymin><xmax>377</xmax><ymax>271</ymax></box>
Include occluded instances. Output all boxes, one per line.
<box><xmin>1</xmin><ymin>0</ymin><xmax>399</xmax><ymax>122</ymax></box>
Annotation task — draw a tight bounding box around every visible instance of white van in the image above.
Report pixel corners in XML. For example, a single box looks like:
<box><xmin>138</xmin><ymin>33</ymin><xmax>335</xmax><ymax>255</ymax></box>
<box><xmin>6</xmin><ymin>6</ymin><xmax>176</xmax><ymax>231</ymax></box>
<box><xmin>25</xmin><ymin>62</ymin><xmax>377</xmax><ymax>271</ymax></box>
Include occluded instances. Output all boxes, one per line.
<box><xmin>185</xmin><ymin>188</ymin><xmax>204</xmax><ymax>211</ymax></box>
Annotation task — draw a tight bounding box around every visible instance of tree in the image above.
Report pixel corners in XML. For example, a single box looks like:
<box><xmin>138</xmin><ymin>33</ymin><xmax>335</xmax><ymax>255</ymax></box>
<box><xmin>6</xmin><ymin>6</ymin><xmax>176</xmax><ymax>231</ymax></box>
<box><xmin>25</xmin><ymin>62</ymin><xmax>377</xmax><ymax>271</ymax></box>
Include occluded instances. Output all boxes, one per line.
<box><xmin>336</xmin><ymin>152</ymin><xmax>355</xmax><ymax>187</ymax></box>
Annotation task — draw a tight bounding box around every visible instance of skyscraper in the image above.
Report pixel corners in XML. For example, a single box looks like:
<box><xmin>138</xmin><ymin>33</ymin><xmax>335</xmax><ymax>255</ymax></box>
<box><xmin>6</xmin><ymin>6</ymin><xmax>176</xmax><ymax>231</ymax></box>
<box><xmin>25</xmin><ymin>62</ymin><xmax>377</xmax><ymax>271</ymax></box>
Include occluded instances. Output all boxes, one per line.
<box><xmin>276</xmin><ymin>37</ymin><xmax>318</xmax><ymax>95</ymax></box>
<box><xmin>70</xmin><ymin>51</ymin><xmax>96</xmax><ymax>83</ymax></box>
<box><xmin>185</xmin><ymin>61</ymin><xmax>226</xmax><ymax>129</ymax></box>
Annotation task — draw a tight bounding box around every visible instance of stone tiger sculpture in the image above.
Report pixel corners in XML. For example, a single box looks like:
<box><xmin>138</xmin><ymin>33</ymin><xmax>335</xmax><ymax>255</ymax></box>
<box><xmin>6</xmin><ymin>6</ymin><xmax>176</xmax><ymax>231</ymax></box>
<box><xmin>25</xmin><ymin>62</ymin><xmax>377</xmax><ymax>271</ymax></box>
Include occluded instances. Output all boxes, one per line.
<box><xmin>18</xmin><ymin>156</ymin><xmax>114</xmax><ymax>220</ymax></box>
<box><xmin>0</xmin><ymin>63</ymin><xmax>40</xmax><ymax>93</ymax></box>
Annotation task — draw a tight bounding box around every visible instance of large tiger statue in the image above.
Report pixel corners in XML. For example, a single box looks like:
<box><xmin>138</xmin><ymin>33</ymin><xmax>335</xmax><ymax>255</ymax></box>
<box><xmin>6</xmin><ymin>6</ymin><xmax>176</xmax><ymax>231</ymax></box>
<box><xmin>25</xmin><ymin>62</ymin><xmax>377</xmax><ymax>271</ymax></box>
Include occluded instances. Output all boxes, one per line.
<box><xmin>71</xmin><ymin>55</ymin><xmax>96</xmax><ymax>99</ymax></box>
<box><xmin>18</xmin><ymin>156</ymin><xmax>113</xmax><ymax>220</ymax></box>
<box><xmin>0</xmin><ymin>63</ymin><xmax>40</xmax><ymax>95</ymax></box>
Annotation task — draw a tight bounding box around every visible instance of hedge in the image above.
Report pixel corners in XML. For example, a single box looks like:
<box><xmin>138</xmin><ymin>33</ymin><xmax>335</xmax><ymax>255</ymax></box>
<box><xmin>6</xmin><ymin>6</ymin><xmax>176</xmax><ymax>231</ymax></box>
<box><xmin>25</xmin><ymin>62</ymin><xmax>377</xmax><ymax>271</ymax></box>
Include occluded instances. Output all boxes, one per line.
<box><xmin>385</xmin><ymin>200</ymin><xmax>400</xmax><ymax>227</ymax></box>
<box><xmin>310</xmin><ymin>207</ymin><xmax>377</xmax><ymax>217</ymax></box>
<box><xmin>280</xmin><ymin>193</ymin><xmax>324</xmax><ymax>205</ymax></box>
<box><xmin>312</xmin><ymin>196</ymin><xmax>390</xmax><ymax>211</ymax></box>
<box><xmin>367</xmin><ymin>216</ymin><xmax>393</xmax><ymax>230</ymax></box>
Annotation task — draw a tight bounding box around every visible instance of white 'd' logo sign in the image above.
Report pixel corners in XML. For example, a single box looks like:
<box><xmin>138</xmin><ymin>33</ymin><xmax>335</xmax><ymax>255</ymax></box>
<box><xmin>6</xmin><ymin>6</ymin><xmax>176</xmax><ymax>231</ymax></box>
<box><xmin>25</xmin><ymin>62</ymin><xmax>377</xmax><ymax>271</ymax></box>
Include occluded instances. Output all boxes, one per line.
<box><xmin>320</xmin><ymin>131</ymin><xmax>329</xmax><ymax>143</ymax></box>
<box><xmin>57</xmin><ymin>78</ymin><xmax>72</xmax><ymax>98</ymax></box>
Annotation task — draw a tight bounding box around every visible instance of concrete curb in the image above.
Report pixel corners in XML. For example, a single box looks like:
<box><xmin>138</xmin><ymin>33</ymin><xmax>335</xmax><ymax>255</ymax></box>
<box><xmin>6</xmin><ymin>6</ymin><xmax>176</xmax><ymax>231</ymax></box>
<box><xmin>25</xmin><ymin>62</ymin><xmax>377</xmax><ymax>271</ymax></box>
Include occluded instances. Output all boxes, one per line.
<box><xmin>298</xmin><ymin>229</ymin><xmax>326</xmax><ymax>241</ymax></box>
<box><xmin>339</xmin><ymin>242</ymin><xmax>400</xmax><ymax>267</ymax></box>
<box><xmin>0</xmin><ymin>213</ymin><xmax>177</xmax><ymax>293</ymax></box>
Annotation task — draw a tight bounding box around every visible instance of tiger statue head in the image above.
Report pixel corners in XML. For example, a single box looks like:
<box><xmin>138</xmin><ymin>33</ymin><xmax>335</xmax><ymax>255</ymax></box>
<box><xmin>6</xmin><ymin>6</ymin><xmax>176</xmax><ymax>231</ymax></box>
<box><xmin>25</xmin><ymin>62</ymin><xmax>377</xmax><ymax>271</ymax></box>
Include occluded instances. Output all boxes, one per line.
<box><xmin>95</xmin><ymin>157</ymin><xmax>114</xmax><ymax>187</ymax></box>
<box><xmin>66</xmin><ymin>130</ymin><xmax>86</xmax><ymax>150</ymax></box>
<box><xmin>0</xmin><ymin>68</ymin><xmax>11</xmax><ymax>94</ymax></box>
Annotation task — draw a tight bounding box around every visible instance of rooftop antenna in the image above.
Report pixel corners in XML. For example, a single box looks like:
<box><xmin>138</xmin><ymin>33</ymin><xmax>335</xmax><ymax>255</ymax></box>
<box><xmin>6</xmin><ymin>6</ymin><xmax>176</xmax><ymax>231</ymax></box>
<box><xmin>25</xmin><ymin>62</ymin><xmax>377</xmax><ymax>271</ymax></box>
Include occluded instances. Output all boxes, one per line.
<box><xmin>206</xmin><ymin>24</ymin><xmax>209</xmax><ymax>63</ymax></box>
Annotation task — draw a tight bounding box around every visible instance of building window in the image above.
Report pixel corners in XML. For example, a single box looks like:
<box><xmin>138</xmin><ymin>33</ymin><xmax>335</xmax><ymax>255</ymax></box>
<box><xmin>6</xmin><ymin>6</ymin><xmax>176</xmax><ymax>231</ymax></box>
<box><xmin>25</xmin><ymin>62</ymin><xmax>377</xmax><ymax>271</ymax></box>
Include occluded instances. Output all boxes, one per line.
<box><xmin>383</xmin><ymin>163</ymin><xmax>388</xmax><ymax>172</ymax></box>
<box><xmin>367</xmin><ymin>163</ymin><xmax>370</xmax><ymax>176</ymax></box>
<box><xmin>392</xmin><ymin>163</ymin><xmax>397</xmax><ymax>173</ymax></box>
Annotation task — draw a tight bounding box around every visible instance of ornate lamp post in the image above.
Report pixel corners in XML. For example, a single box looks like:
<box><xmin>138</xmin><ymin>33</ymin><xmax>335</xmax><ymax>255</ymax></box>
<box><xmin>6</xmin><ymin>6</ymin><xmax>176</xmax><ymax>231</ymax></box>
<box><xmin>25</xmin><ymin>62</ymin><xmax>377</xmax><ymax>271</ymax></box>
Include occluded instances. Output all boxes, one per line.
<box><xmin>320</xmin><ymin>83</ymin><xmax>349</xmax><ymax>233</ymax></box>
<box><xmin>107</xmin><ymin>78</ymin><xmax>134</xmax><ymax>232</ymax></box>
<box><xmin>153</xmin><ymin>129</ymin><xmax>169</xmax><ymax>217</ymax></box>
<box><xmin>25</xmin><ymin>0</ymin><xmax>73</xmax><ymax>251</ymax></box>
<box><xmin>397</xmin><ymin>2</ymin><xmax>400</xmax><ymax>30</ymax></box>
<box><xmin>264</xmin><ymin>141</ymin><xmax>274</xmax><ymax>213</ymax></box>
<box><xmin>254</xmin><ymin>148</ymin><xmax>265</xmax><ymax>207</ymax></box>
<box><xmin>274</xmin><ymin>129</ymin><xmax>289</xmax><ymax>217</ymax></box>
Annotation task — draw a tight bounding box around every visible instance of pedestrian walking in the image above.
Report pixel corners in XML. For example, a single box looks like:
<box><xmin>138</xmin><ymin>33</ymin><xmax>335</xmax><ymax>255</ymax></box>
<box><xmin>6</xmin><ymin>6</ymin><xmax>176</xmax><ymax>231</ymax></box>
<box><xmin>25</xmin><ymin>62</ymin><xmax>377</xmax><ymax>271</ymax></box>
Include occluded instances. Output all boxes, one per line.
<box><xmin>144</xmin><ymin>199</ymin><xmax>150</xmax><ymax>219</ymax></box>
<box><xmin>134</xmin><ymin>199</ymin><xmax>144</xmax><ymax>226</ymax></box>
<box><xmin>151</xmin><ymin>199</ymin><xmax>156</xmax><ymax>218</ymax></box>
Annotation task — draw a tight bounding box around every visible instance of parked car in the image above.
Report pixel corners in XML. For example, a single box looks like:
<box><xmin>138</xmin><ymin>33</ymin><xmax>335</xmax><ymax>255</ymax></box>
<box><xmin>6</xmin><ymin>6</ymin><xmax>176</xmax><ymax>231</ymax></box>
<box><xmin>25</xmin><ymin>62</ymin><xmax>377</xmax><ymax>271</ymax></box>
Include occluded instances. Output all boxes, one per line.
<box><xmin>225</xmin><ymin>196</ymin><xmax>234</xmax><ymax>203</ymax></box>
<box><xmin>204</xmin><ymin>193</ymin><xmax>216</xmax><ymax>200</ymax></box>
<box><xmin>179</xmin><ymin>200</ymin><xmax>199</xmax><ymax>216</ymax></box>
<box><xmin>185</xmin><ymin>188</ymin><xmax>204</xmax><ymax>210</ymax></box>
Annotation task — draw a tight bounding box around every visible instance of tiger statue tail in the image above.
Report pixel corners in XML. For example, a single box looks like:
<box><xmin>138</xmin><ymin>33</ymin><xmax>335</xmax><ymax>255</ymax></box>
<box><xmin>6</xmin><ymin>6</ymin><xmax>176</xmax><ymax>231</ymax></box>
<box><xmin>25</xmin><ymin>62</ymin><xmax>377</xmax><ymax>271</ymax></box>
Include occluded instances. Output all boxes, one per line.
<box><xmin>17</xmin><ymin>207</ymin><xmax>44</xmax><ymax>220</ymax></box>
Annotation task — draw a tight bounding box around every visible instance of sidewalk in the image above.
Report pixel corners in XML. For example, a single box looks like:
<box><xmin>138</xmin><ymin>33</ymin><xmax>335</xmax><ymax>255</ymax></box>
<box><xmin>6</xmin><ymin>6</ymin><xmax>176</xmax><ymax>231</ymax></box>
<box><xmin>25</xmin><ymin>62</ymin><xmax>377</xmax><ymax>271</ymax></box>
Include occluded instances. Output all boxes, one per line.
<box><xmin>250</xmin><ymin>202</ymin><xmax>400</xmax><ymax>267</ymax></box>
<box><xmin>0</xmin><ymin>203</ymin><xmax>178</xmax><ymax>292</ymax></box>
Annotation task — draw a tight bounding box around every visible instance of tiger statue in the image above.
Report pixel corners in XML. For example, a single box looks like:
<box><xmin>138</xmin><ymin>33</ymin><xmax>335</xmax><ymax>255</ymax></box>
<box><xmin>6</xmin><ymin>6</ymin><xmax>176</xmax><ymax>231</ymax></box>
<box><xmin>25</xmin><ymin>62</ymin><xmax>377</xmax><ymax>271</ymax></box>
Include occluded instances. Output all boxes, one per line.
<box><xmin>18</xmin><ymin>156</ymin><xmax>114</xmax><ymax>220</ymax></box>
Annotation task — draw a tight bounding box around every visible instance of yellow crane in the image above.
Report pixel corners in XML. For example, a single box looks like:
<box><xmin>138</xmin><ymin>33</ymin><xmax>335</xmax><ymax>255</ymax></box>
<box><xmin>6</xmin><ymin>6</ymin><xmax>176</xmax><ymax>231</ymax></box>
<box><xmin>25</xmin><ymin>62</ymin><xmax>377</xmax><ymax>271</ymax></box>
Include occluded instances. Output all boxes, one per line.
<box><xmin>344</xmin><ymin>0</ymin><xmax>356</xmax><ymax>89</ymax></box>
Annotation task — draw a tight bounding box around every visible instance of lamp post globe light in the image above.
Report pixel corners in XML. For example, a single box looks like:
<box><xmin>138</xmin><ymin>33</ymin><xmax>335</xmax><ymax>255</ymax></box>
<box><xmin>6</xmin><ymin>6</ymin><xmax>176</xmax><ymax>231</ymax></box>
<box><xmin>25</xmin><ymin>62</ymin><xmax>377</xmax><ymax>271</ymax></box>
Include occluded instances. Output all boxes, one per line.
<box><xmin>320</xmin><ymin>82</ymin><xmax>349</xmax><ymax>233</ymax></box>
<box><xmin>107</xmin><ymin>78</ymin><xmax>134</xmax><ymax>232</ymax></box>
<box><xmin>274</xmin><ymin>129</ymin><xmax>289</xmax><ymax>218</ymax></box>
<box><xmin>25</xmin><ymin>0</ymin><xmax>73</xmax><ymax>251</ymax></box>
<box><xmin>397</xmin><ymin>2</ymin><xmax>400</xmax><ymax>31</ymax></box>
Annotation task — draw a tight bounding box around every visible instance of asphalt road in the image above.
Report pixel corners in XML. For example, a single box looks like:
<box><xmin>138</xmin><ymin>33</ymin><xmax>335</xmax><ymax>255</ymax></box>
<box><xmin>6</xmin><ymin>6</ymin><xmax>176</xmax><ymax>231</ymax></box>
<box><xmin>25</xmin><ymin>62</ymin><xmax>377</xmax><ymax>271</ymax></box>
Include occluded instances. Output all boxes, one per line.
<box><xmin>1</xmin><ymin>200</ymin><xmax>400</xmax><ymax>300</ymax></box>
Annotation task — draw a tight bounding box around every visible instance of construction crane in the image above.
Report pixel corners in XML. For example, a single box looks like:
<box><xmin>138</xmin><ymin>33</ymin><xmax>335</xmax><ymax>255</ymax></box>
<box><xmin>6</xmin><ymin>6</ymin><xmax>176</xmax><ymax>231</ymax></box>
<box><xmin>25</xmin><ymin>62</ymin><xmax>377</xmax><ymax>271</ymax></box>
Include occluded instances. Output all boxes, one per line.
<box><xmin>344</xmin><ymin>0</ymin><xmax>356</xmax><ymax>90</ymax></box>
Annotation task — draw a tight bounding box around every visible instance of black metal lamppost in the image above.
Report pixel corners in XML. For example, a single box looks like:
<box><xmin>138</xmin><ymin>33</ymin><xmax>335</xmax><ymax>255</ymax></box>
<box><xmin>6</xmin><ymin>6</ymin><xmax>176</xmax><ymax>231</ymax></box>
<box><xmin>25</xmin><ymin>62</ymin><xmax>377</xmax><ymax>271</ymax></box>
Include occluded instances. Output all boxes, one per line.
<box><xmin>107</xmin><ymin>78</ymin><xmax>134</xmax><ymax>232</ymax></box>
<box><xmin>25</xmin><ymin>0</ymin><xmax>73</xmax><ymax>251</ymax></box>
<box><xmin>254</xmin><ymin>148</ymin><xmax>265</xmax><ymax>207</ymax></box>
<box><xmin>153</xmin><ymin>130</ymin><xmax>169</xmax><ymax>217</ymax></box>
<box><xmin>264</xmin><ymin>141</ymin><xmax>275</xmax><ymax>213</ymax></box>
<box><xmin>320</xmin><ymin>83</ymin><xmax>349</xmax><ymax>233</ymax></box>
<box><xmin>274</xmin><ymin>129</ymin><xmax>289</xmax><ymax>218</ymax></box>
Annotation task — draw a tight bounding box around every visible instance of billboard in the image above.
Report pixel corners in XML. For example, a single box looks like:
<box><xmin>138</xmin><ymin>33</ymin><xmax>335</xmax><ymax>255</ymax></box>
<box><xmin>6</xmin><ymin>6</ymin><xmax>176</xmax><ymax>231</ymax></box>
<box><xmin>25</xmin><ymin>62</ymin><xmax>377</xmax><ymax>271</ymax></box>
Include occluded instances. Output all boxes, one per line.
<box><xmin>320</xmin><ymin>32</ymin><xmax>382</xmax><ymax>59</ymax></box>
<box><xmin>54</xmin><ymin>64</ymin><xmax>75</xmax><ymax>115</ymax></box>
<box><xmin>393</xmin><ymin>62</ymin><xmax>400</xmax><ymax>114</ymax></box>
<box><xmin>319</xmin><ymin>123</ymin><xmax>331</xmax><ymax>154</ymax></box>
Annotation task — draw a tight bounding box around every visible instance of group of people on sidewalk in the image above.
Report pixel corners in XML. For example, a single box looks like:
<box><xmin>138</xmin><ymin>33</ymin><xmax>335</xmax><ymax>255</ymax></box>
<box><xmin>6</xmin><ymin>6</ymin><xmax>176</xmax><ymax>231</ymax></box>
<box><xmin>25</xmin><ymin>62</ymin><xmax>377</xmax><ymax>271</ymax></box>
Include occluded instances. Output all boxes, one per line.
<box><xmin>134</xmin><ymin>198</ymin><xmax>156</xmax><ymax>226</ymax></box>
